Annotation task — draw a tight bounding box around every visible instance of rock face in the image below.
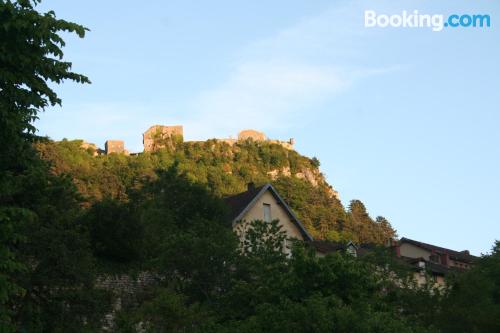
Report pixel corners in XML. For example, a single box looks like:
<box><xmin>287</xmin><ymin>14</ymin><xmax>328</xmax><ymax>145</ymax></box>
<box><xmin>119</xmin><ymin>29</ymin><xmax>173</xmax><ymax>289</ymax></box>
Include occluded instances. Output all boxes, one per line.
<box><xmin>80</xmin><ymin>141</ymin><xmax>101</xmax><ymax>156</ymax></box>
<box><xmin>267</xmin><ymin>166</ymin><xmax>292</xmax><ymax>180</ymax></box>
<box><xmin>143</xmin><ymin>125</ymin><xmax>183</xmax><ymax>152</ymax></box>
<box><xmin>295</xmin><ymin>168</ymin><xmax>318</xmax><ymax>187</ymax></box>
<box><xmin>266</xmin><ymin>166</ymin><xmax>339</xmax><ymax>200</ymax></box>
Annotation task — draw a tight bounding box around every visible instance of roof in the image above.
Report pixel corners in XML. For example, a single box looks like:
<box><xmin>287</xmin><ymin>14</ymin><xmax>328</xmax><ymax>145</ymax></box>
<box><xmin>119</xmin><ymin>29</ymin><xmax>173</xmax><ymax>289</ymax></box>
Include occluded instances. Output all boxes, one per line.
<box><xmin>400</xmin><ymin>256</ymin><xmax>451</xmax><ymax>275</ymax></box>
<box><xmin>224</xmin><ymin>184</ymin><xmax>266</xmax><ymax>222</ymax></box>
<box><xmin>400</xmin><ymin>237</ymin><xmax>477</xmax><ymax>263</ymax></box>
<box><xmin>224</xmin><ymin>183</ymin><xmax>313</xmax><ymax>241</ymax></box>
<box><xmin>311</xmin><ymin>240</ymin><xmax>357</xmax><ymax>254</ymax></box>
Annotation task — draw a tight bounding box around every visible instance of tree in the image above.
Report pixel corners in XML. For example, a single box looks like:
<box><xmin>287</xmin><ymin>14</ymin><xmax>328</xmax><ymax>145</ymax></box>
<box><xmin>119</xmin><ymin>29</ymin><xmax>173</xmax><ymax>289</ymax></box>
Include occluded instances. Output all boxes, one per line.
<box><xmin>436</xmin><ymin>241</ymin><xmax>500</xmax><ymax>333</ymax></box>
<box><xmin>0</xmin><ymin>208</ymin><xmax>28</xmax><ymax>331</ymax></box>
<box><xmin>0</xmin><ymin>1</ymin><xmax>107</xmax><ymax>330</ymax></box>
<box><xmin>137</xmin><ymin>167</ymin><xmax>238</xmax><ymax>301</ymax></box>
<box><xmin>212</xmin><ymin>221</ymin><xmax>432</xmax><ymax>333</ymax></box>
<box><xmin>347</xmin><ymin>200</ymin><xmax>396</xmax><ymax>244</ymax></box>
<box><xmin>0</xmin><ymin>0</ymin><xmax>89</xmax><ymax>168</ymax></box>
<box><xmin>311</xmin><ymin>157</ymin><xmax>320</xmax><ymax>168</ymax></box>
<box><xmin>83</xmin><ymin>198</ymin><xmax>143</xmax><ymax>263</ymax></box>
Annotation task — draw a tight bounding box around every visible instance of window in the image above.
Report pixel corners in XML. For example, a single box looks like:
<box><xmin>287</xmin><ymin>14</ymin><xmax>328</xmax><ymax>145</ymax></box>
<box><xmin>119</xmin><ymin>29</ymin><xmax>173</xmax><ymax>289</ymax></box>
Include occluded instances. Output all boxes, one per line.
<box><xmin>346</xmin><ymin>245</ymin><xmax>357</xmax><ymax>257</ymax></box>
<box><xmin>430</xmin><ymin>254</ymin><xmax>440</xmax><ymax>263</ymax></box>
<box><xmin>263</xmin><ymin>203</ymin><xmax>271</xmax><ymax>222</ymax></box>
<box><xmin>283</xmin><ymin>238</ymin><xmax>292</xmax><ymax>257</ymax></box>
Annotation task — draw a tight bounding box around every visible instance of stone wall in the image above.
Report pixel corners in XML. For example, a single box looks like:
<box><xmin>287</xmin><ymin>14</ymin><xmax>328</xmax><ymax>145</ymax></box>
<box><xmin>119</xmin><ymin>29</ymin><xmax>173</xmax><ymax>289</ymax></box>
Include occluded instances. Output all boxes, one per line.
<box><xmin>238</xmin><ymin>129</ymin><xmax>266</xmax><ymax>141</ymax></box>
<box><xmin>96</xmin><ymin>272</ymin><xmax>159</xmax><ymax>331</ymax></box>
<box><xmin>209</xmin><ymin>130</ymin><xmax>294</xmax><ymax>150</ymax></box>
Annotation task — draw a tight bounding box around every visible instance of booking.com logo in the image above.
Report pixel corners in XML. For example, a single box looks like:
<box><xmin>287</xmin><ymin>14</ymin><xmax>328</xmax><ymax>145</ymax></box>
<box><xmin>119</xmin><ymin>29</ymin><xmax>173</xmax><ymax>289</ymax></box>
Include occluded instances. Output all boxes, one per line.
<box><xmin>365</xmin><ymin>10</ymin><xmax>491</xmax><ymax>32</ymax></box>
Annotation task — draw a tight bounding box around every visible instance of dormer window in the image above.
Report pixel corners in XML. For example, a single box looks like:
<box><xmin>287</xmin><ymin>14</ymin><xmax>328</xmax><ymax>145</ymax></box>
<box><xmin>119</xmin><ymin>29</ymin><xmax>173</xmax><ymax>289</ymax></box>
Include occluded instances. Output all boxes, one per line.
<box><xmin>263</xmin><ymin>203</ymin><xmax>271</xmax><ymax>222</ymax></box>
<box><xmin>346</xmin><ymin>245</ymin><xmax>357</xmax><ymax>257</ymax></box>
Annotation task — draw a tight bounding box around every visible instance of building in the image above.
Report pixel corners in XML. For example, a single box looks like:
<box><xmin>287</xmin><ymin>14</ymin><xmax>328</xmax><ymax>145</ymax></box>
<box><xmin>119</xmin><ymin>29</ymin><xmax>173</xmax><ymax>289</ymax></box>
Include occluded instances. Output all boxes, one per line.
<box><xmin>224</xmin><ymin>183</ymin><xmax>313</xmax><ymax>252</ymax></box>
<box><xmin>392</xmin><ymin>237</ymin><xmax>477</xmax><ymax>287</ymax></box>
<box><xmin>105</xmin><ymin>140</ymin><xmax>125</xmax><ymax>155</ymax></box>
<box><xmin>310</xmin><ymin>237</ymin><xmax>477</xmax><ymax>288</ymax></box>
<box><xmin>143</xmin><ymin>125</ymin><xmax>183</xmax><ymax>152</ymax></box>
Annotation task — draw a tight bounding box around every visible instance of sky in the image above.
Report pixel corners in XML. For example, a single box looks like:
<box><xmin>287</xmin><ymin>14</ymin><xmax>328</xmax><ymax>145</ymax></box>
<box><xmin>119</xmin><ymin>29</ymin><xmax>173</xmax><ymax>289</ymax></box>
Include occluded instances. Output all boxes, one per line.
<box><xmin>36</xmin><ymin>0</ymin><xmax>500</xmax><ymax>255</ymax></box>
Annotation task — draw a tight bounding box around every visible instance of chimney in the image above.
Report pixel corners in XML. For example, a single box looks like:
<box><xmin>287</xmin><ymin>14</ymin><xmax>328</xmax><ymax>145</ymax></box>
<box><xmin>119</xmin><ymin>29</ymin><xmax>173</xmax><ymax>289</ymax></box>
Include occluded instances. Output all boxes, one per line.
<box><xmin>389</xmin><ymin>239</ymin><xmax>401</xmax><ymax>257</ymax></box>
<box><xmin>441</xmin><ymin>253</ymin><xmax>450</xmax><ymax>267</ymax></box>
<box><xmin>247</xmin><ymin>182</ymin><xmax>255</xmax><ymax>191</ymax></box>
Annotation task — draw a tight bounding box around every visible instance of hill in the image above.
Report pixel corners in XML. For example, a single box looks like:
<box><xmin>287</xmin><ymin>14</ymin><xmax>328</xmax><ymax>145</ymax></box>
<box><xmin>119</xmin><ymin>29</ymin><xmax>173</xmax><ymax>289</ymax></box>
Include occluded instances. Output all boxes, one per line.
<box><xmin>36</xmin><ymin>138</ymin><xmax>395</xmax><ymax>244</ymax></box>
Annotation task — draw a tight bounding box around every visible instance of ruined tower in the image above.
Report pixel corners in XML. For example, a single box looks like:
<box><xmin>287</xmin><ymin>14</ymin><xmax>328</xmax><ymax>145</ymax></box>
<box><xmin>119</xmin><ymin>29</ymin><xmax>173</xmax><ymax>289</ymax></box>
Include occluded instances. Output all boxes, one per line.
<box><xmin>237</xmin><ymin>129</ymin><xmax>266</xmax><ymax>142</ymax></box>
<box><xmin>143</xmin><ymin>125</ymin><xmax>184</xmax><ymax>152</ymax></box>
<box><xmin>105</xmin><ymin>140</ymin><xmax>125</xmax><ymax>154</ymax></box>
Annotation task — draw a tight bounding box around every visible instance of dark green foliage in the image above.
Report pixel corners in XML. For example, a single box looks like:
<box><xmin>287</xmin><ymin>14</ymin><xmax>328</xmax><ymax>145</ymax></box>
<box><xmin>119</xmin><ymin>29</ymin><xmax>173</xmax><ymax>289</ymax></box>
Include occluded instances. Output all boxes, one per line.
<box><xmin>0</xmin><ymin>208</ymin><xmax>28</xmax><ymax>331</ymax></box>
<box><xmin>202</xmin><ymin>221</ymin><xmax>433</xmax><ymax>333</ymax></box>
<box><xmin>115</xmin><ymin>288</ymin><xmax>215</xmax><ymax>333</ymax></box>
<box><xmin>83</xmin><ymin>199</ymin><xmax>142</xmax><ymax>263</ymax></box>
<box><xmin>3</xmin><ymin>149</ymin><xmax>111</xmax><ymax>332</ymax></box>
<box><xmin>0</xmin><ymin>1</ymin><xmax>109</xmax><ymax>330</ymax></box>
<box><xmin>114</xmin><ymin>219</ymin><xmax>429</xmax><ymax>333</ymax></box>
<box><xmin>137</xmin><ymin>168</ymin><xmax>238</xmax><ymax>302</ymax></box>
<box><xmin>435</xmin><ymin>241</ymin><xmax>500</xmax><ymax>333</ymax></box>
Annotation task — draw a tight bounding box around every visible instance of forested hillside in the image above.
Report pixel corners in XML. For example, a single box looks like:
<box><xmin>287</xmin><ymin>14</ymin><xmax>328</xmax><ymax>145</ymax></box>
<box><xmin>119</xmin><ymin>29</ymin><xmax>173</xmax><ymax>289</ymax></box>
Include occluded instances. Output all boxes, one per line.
<box><xmin>36</xmin><ymin>138</ymin><xmax>396</xmax><ymax>244</ymax></box>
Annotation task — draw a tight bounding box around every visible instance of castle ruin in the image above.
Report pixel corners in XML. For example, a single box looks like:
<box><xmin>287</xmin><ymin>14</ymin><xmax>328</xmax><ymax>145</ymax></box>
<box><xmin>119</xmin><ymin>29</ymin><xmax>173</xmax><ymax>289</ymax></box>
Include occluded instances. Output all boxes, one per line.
<box><xmin>143</xmin><ymin>125</ymin><xmax>184</xmax><ymax>152</ymax></box>
<box><xmin>238</xmin><ymin>129</ymin><xmax>266</xmax><ymax>141</ymax></box>
<box><xmin>94</xmin><ymin>125</ymin><xmax>294</xmax><ymax>154</ymax></box>
<box><xmin>105</xmin><ymin>140</ymin><xmax>126</xmax><ymax>155</ymax></box>
<box><xmin>214</xmin><ymin>129</ymin><xmax>294</xmax><ymax>150</ymax></box>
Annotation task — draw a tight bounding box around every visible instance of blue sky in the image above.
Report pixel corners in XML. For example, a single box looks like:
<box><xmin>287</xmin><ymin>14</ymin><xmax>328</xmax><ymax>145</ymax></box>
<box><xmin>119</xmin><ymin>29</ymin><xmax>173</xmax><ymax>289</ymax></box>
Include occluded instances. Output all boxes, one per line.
<box><xmin>36</xmin><ymin>0</ymin><xmax>499</xmax><ymax>255</ymax></box>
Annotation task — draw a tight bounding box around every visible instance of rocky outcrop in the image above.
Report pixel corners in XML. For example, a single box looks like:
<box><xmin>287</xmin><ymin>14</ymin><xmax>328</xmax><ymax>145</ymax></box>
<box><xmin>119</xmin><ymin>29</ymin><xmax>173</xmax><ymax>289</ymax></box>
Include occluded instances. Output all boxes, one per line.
<box><xmin>267</xmin><ymin>166</ymin><xmax>339</xmax><ymax>199</ymax></box>
<box><xmin>295</xmin><ymin>168</ymin><xmax>319</xmax><ymax>187</ymax></box>
<box><xmin>267</xmin><ymin>166</ymin><xmax>292</xmax><ymax>180</ymax></box>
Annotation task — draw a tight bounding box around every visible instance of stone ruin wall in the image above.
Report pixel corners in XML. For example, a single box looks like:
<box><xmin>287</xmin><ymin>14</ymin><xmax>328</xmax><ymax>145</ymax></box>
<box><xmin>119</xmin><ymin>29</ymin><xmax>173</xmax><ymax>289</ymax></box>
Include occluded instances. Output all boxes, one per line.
<box><xmin>84</xmin><ymin>126</ymin><xmax>295</xmax><ymax>155</ymax></box>
<box><xmin>211</xmin><ymin>129</ymin><xmax>294</xmax><ymax>150</ymax></box>
<box><xmin>143</xmin><ymin>125</ymin><xmax>184</xmax><ymax>152</ymax></box>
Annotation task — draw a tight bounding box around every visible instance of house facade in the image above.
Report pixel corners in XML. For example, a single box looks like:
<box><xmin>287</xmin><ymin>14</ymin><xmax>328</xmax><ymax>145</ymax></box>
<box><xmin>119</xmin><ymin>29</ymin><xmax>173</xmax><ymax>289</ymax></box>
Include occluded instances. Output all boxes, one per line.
<box><xmin>223</xmin><ymin>183</ymin><xmax>476</xmax><ymax>289</ymax></box>
<box><xmin>392</xmin><ymin>237</ymin><xmax>477</xmax><ymax>287</ymax></box>
<box><xmin>224</xmin><ymin>183</ymin><xmax>313</xmax><ymax>250</ymax></box>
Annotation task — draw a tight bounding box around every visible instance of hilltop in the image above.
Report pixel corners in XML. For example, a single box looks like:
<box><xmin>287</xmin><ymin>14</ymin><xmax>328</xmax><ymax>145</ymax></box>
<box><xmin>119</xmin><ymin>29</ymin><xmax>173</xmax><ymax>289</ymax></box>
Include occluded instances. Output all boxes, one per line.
<box><xmin>36</xmin><ymin>136</ymin><xmax>395</xmax><ymax>244</ymax></box>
